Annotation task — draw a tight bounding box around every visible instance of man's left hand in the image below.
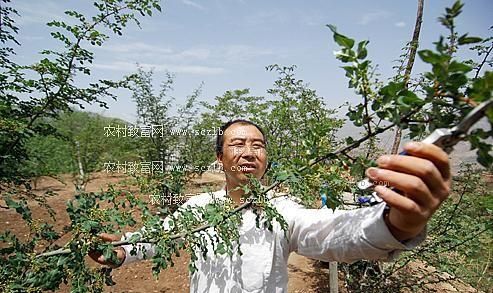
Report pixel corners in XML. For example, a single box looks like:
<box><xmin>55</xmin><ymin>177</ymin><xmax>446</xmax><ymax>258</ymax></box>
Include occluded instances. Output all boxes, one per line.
<box><xmin>365</xmin><ymin>142</ymin><xmax>452</xmax><ymax>241</ymax></box>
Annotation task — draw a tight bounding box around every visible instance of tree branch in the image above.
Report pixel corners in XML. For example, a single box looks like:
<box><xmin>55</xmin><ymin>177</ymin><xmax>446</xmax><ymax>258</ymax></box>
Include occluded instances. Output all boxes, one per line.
<box><xmin>3</xmin><ymin>4</ymin><xmax>129</xmax><ymax>161</ymax></box>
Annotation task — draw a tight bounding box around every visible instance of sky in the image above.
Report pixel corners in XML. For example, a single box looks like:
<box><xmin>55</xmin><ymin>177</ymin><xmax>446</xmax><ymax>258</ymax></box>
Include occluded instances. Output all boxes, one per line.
<box><xmin>11</xmin><ymin>0</ymin><xmax>493</xmax><ymax>123</ymax></box>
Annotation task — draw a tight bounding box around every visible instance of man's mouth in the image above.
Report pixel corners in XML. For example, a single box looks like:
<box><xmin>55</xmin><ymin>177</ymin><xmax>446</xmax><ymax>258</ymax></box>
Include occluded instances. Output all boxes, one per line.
<box><xmin>239</xmin><ymin>163</ymin><xmax>256</xmax><ymax>173</ymax></box>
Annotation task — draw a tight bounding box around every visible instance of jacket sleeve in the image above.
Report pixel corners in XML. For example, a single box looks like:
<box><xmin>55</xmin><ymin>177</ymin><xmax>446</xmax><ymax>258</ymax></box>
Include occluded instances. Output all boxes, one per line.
<box><xmin>119</xmin><ymin>196</ymin><xmax>199</xmax><ymax>266</ymax></box>
<box><xmin>119</xmin><ymin>226</ymin><xmax>161</xmax><ymax>265</ymax></box>
<box><xmin>273</xmin><ymin>196</ymin><xmax>426</xmax><ymax>263</ymax></box>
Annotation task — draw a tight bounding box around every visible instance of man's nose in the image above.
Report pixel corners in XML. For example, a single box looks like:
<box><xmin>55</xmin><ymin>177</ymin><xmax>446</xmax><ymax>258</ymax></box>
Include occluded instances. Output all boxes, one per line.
<box><xmin>233</xmin><ymin>146</ymin><xmax>258</xmax><ymax>157</ymax></box>
<box><xmin>242</xmin><ymin>146</ymin><xmax>256</xmax><ymax>157</ymax></box>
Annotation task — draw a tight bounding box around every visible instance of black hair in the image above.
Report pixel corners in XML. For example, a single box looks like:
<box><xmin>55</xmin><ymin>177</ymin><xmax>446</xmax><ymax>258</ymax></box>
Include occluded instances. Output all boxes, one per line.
<box><xmin>215</xmin><ymin>119</ymin><xmax>267</xmax><ymax>156</ymax></box>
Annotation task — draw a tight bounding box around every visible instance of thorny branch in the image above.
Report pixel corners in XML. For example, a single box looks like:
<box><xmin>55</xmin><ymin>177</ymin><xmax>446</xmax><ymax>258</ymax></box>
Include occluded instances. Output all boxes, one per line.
<box><xmin>36</xmin><ymin>108</ymin><xmax>423</xmax><ymax>258</ymax></box>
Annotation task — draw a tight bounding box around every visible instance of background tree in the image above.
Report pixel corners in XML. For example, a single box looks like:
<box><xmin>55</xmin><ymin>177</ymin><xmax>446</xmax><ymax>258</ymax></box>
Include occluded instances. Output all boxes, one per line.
<box><xmin>128</xmin><ymin>67</ymin><xmax>177</xmax><ymax>166</ymax></box>
<box><xmin>0</xmin><ymin>0</ymin><xmax>163</xmax><ymax>291</ymax></box>
<box><xmin>0</xmin><ymin>0</ymin><xmax>161</xmax><ymax>184</ymax></box>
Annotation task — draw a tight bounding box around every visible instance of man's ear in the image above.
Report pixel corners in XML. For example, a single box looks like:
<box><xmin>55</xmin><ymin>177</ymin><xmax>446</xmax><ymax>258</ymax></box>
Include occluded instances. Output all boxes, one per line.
<box><xmin>216</xmin><ymin>153</ymin><xmax>224</xmax><ymax>171</ymax></box>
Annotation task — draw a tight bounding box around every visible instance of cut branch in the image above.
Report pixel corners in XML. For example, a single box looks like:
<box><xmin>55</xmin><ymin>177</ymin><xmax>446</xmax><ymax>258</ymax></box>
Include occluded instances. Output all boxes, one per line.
<box><xmin>391</xmin><ymin>0</ymin><xmax>424</xmax><ymax>154</ymax></box>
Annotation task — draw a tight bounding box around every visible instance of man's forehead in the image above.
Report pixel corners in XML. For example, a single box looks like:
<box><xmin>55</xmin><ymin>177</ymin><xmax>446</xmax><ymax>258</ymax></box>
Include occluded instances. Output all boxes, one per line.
<box><xmin>225</xmin><ymin>124</ymin><xmax>264</xmax><ymax>140</ymax></box>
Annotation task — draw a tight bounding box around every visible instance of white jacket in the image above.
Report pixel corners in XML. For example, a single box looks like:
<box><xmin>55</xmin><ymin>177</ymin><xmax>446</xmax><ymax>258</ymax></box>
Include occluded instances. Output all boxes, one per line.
<box><xmin>120</xmin><ymin>189</ymin><xmax>426</xmax><ymax>292</ymax></box>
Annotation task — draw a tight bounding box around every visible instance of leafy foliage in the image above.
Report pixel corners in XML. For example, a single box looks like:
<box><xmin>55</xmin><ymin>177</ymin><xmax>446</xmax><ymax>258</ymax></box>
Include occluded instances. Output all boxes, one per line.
<box><xmin>0</xmin><ymin>0</ymin><xmax>492</xmax><ymax>292</ymax></box>
<box><xmin>332</xmin><ymin>1</ymin><xmax>493</xmax><ymax>291</ymax></box>
<box><xmin>21</xmin><ymin>111</ymin><xmax>141</xmax><ymax>187</ymax></box>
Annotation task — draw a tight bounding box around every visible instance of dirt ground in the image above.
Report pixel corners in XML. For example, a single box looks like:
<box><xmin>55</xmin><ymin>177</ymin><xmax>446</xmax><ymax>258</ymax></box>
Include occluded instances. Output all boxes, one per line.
<box><xmin>0</xmin><ymin>172</ymin><xmax>483</xmax><ymax>292</ymax></box>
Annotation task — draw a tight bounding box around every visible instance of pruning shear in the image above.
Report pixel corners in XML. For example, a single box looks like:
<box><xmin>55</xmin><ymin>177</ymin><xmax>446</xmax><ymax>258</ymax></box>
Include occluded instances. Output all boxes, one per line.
<box><xmin>356</xmin><ymin>98</ymin><xmax>493</xmax><ymax>205</ymax></box>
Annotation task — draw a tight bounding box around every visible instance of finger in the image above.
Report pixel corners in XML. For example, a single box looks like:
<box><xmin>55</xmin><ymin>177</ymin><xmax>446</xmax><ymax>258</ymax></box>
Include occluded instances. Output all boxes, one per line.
<box><xmin>403</xmin><ymin>142</ymin><xmax>451</xmax><ymax>181</ymax></box>
<box><xmin>99</xmin><ymin>233</ymin><xmax>121</xmax><ymax>242</ymax></box>
<box><xmin>366</xmin><ymin>167</ymin><xmax>438</xmax><ymax>208</ymax></box>
<box><xmin>88</xmin><ymin>250</ymin><xmax>107</xmax><ymax>264</ymax></box>
<box><xmin>89</xmin><ymin>249</ymin><xmax>123</xmax><ymax>266</ymax></box>
<box><xmin>374</xmin><ymin>185</ymin><xmax>423</xmax><ymax>216</ymax></box>
<box><xmin>97</xmin><ymin>254</ymin><xmax>106</xmax><ymax>263</ymax></box>
<box><xmin>376</xmin><ymin>154</ymin><xmax>449</xmax><ymax>196</ymax></box>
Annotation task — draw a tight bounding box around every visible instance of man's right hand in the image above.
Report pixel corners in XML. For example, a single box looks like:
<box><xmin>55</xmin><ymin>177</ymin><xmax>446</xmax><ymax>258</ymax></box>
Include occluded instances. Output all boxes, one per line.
<box><xmin>88</xmin><ymin>233</ymin><xmax>126</xmax><ymax>268</ymax></box>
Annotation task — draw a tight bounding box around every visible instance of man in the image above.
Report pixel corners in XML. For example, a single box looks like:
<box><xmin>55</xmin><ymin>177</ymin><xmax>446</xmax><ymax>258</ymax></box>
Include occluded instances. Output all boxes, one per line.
<box><xmin>90</xmin><ymin>119</ymin><xmax>451</xmax><ymax>292</ymax></box>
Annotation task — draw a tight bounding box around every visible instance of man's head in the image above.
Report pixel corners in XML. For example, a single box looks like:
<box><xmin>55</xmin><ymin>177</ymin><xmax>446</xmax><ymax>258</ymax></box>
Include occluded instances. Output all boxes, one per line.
<box><xmin>216</xmin><ymin>119</ymin><xmax>268</xmax><ymax>186</ymax></box>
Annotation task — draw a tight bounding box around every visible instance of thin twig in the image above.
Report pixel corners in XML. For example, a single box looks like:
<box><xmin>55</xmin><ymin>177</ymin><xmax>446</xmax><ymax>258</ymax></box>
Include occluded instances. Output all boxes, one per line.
<box><xmin>474</xmin><ymin>43</ymin><xmax>493</xmax><ymax>79</ymax></box>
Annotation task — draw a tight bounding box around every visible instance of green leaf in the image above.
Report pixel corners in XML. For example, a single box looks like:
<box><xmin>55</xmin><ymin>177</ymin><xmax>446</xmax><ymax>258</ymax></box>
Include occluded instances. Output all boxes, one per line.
<box><xmin>448</xmin><ymin>61</ymin><xmax>472</xmax><ymax>73</ymax></box>
<box><xmin>275</xmin><ymin>171</ymin><xmax>290</xmax><ymax>181</ymax></box>
<box><xmin>486</xmin><ymin>107</ymin><xmax>493</xmax><ymax>124</ymax></box>
<box><xmin>5</xmin><ymin>197</ymin><xmax>21</xmax><ymax>209</ymax></box>
<box><xmin>451</xmin><ymin>0</ymin><xmax>464</xmax><ymax>16</ymax></box>
<box><xmin>216</xmin><ymin>243</ymin><xmax>226</xmax><ymax>254</ymax></box>
<box><xmin>446</xmin><ymin>73</ymin><xmax>468</xmax><ymax>88</ymax></box>
<box><xmin>341</xmin><ymin>66</ymin><xmax>355</xmax><ymax>77</ymax></box>
<box><xmin>326</xmin><ymin>24</ymin><xmax>338</xmax><ymax>34</ymax></box>
<box><xmin>327</xmin><ymin>24</ymin><xmax>354</xmax><ymax>48</ymax></box>
<box><xmin>477</xmin><ymin>147</ymin><xmax>493</xmax><ymax>168</ymax></box>
<box><xmin>334</xmin><ymin>48</ymin><xmax>356</xmax><ymax>62</ymax></box>
<box><xmin>418</xmin><ymin>50</ymin><xmax>442</xmax><ymax>64</ymax></box>
<box><xmin>334</xmin><ymin>33</ymin><xmax>355</xmax><ymax>49</ymax></box>
<box><xmin>357</xmin><ymin>40</ymin><xmax>368</xmax><ymax>59</ymax></box>
<box><xmin>380</xmin><ymin>81</ymin><xmax>405</xmax><ymax>98</ymax></box>
<box><xmin>154</xmin><ymin>4</ymin><xmax>162</xmax><ymax>12</ymax></box>
<box><xmin>458</xmin><ymin>34</ymin><xmax>482</xmax><ymax>45</ymax></box>
<box><xmin>397</xmin><ymin>90</ymin><xmax>423</xmax><ymax>108</ymax></box>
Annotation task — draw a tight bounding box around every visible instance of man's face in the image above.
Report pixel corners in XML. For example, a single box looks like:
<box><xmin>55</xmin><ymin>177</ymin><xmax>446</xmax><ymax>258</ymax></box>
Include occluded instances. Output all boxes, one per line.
<box><xmin>217</xmin><ymin>123</ymin><xmax>268</xmax><ymax>186</ymax></box>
